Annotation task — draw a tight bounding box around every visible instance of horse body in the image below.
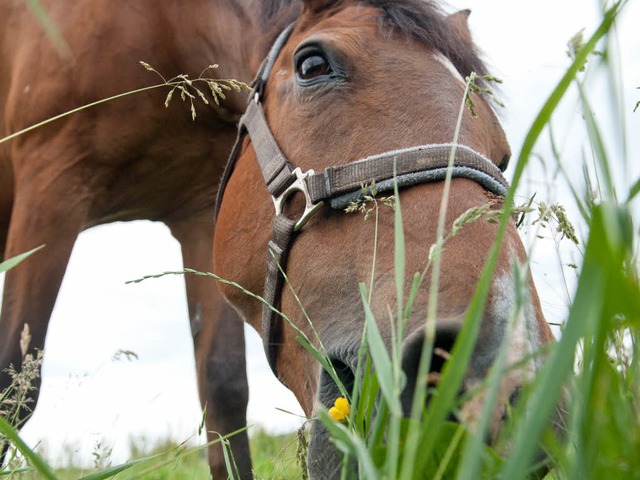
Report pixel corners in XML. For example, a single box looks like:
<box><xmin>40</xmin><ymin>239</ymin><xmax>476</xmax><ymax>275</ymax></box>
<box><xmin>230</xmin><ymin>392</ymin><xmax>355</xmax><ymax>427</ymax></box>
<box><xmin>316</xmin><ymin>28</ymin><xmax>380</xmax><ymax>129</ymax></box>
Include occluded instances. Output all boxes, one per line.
<box><xmin>214</xmin><ymin>1</ymin><xmax>555</xmax><ymax>477</ymax></box>
<box><xmin>0</xmin><ymin>1</ymin><xmax>300</xmax><ymax>477</ymax></box>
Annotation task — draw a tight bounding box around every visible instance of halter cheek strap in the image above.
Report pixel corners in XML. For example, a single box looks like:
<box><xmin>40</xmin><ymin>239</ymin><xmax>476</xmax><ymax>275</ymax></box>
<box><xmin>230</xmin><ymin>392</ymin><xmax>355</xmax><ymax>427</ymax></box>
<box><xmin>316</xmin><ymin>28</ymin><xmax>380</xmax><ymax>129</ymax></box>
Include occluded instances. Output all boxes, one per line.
<box><xmin>215</xmin><ymin>24</ymin><xmax>510</xmax><ymax>380</ymax></box>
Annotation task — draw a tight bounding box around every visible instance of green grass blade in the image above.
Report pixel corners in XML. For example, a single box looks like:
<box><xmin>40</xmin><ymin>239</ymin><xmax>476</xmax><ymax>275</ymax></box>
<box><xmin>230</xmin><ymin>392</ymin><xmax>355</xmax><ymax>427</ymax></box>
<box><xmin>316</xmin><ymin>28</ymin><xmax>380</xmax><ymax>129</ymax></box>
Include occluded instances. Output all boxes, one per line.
<box><xmin>219</xmin><ymin>435</ymin><xmax>240</xmax><ymax>480</ymax></box>
<box><xmin>77</xmin><ymin>457</ymin><xmax>155</xmax><ymax>480</ymax></box>
<box><xmin>355</xmin><ymin>356</ymin><xmax>378</xmax><ymax>442</ymax></box>
<box><xmin>318</xmin><ymin>410</ymin><xmax>379</xmax><ymax>480</ymax></box>
<box><xmin>0</xmin><ymin>84</ymin><xmax>177</xmax><ymax>147</ymax></box>
<box><xmin>359</xmin><ymin>283</ymin><xmax>401</xmax><ymax>416</ymax></box>
<box><xmin>296</xmin><ymin>334</ymin><xmax>349</xmax><ymax>399</ymax></box>
<box><xmin>384</xmin><ymin>163</ymin><xmax>406</xmax><ymax>480</ymax></box>
<box><xmin>24</xmin><ymin>0</ymin><xmax>71</xmax><ymax>57</ymax></box>
<box><xmin>0</xmin><ymin>246</ymin><xmax>44</xmax><ymax>273</ymax></box>
<box><xmin>576</xmin><ymin>81</ymin><xmax>616</xmax><ymax>201</ymax></box>
<box><xmin>0</xmin><ymin>468</ymin><xmax>32</xmax><ymax>476</ymax></box>
<box><xmin>0</xmin><ymin>415</ymin><xmax>58</xmax><ymax>480</ymax></box>
<box><xmin>627</xmin><ymin>176</ymin><xmax>640</xmax><ymax>201</ymax></box>
<box><xmin>434</xmin><ymin>424</ymin><xmax>466</xmax><ymax>480</ymax></box>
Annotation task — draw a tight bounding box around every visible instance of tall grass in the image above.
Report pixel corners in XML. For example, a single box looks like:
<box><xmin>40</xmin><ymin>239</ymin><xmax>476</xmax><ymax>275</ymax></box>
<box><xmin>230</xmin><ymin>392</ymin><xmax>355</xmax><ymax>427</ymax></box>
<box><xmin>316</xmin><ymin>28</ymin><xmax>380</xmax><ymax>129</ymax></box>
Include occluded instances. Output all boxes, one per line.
<box><xmin>306</xmin><ymin>1</ymin><xmax>639</xmax><ymax>479</ymax></box>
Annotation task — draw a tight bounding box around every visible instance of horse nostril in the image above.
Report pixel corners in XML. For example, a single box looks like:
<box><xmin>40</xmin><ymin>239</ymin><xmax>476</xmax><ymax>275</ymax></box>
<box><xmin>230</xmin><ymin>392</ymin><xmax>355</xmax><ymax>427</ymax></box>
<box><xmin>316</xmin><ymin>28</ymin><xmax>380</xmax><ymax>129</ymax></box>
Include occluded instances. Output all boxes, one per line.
<box><xmin>499</xmin><ymin>153</ymin><xmax>511</xmax><ymax>171</ymax></box>
<box><xmin>330</xmin><ymin>358</ymin><xmax>356</xmax><ymax>395</ymax></box>
<box><xmin>400</xmin><ymin>324</ymin><xmax>460</xmax><ymax>414</ymax></box>
<box><xmin>317</xmin><ymin>357</ymin><xmax>356</xmax><ymax>413</ymax></box>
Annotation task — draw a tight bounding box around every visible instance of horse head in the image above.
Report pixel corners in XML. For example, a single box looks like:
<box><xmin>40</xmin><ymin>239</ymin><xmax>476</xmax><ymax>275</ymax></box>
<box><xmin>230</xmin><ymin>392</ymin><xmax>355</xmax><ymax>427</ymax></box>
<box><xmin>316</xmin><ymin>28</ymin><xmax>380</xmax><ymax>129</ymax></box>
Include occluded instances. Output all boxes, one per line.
<box><xmin>214</xmin><ymin>0</ymin><xmax>554</xmax><ymax>476</ymax></box>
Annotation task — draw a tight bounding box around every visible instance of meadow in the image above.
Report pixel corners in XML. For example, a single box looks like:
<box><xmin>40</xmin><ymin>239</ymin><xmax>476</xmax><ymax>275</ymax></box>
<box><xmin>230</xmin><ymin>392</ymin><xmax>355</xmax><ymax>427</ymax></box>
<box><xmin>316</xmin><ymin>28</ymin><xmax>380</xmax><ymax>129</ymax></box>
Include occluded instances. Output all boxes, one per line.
<box><xmin>1</xmin><ymin>0</ymin><xmax>639</xmax><ymax>478</ymax></box>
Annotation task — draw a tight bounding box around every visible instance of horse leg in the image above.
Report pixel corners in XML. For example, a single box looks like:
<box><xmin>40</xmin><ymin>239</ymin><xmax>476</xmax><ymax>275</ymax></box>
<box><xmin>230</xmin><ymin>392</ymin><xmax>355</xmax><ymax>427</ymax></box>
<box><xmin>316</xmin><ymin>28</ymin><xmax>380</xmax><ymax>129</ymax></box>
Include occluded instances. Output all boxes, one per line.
<box><xmin>0</xmin><ymin>220</ymin><xmax>8</xmax><ymax>262</ymax></box>
<box><xmin>0</xmin><ymin>174</ymin><xmax>88</xmax><ymax>440</ymax></box>
<box><xmin>0</xmin><ymin>159</ymin><xmax>13</xmax><ymax>262</ymax></box>
<box><xmin>168</xmin><ymin>214</ymin><xmax>252</xmax><ymax>479</ymax></box>
<box><xmin>0</xmin><ymin>204</ymin><xmax>10</xmax><ymax>263</ymax></box>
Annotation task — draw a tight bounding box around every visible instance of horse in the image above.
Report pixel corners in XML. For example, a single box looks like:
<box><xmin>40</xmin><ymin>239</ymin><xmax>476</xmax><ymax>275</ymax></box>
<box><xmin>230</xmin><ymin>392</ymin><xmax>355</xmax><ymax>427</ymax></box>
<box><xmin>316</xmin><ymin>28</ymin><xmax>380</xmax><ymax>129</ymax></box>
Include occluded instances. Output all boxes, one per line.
<box><xmin>213</xmin><ymin>0</ymin><xmax>555</xmax><ymax>478</ymax></box>
<box><xmin>0</xmin><ymin>0</ymin><xmax>300</xmax><ymax>476</ymax></box>
<box><xmin>0</xmin><ymin>0</ymin><xmax>554</xmax><ymax>478</ymax></box>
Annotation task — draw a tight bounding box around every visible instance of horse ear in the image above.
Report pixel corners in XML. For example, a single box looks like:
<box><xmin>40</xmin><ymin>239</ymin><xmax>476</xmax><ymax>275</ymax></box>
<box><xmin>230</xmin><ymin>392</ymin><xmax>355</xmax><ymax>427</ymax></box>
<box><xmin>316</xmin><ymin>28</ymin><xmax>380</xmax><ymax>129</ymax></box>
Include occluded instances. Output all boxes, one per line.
<box><xmin>447</xmin><ymin>9</ymin><xmax>473</xmax><ymax>43</ymax></box>
<box><xmin>301</xmin><ymin>0</ymin><xmax>340</xmax><ymax>14</ymax></box>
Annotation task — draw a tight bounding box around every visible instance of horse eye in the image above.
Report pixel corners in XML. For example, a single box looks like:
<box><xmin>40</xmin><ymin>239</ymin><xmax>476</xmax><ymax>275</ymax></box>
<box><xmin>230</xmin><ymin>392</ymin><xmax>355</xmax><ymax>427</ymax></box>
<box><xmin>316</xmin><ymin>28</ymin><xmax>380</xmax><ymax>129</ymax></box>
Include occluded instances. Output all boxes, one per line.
<box><xmin>296</xmin><ymin>52</ymin><xmax>332</xmax><ymax>81</ymax></box>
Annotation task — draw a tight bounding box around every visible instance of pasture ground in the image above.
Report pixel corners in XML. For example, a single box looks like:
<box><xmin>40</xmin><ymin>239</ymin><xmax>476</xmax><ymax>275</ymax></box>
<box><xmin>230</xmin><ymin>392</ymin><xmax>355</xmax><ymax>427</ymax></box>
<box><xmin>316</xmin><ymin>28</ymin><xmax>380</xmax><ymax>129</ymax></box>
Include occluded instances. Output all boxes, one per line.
<box><xmin>5</xmin><ymin>428</ymin><xmax>303</xmax><ymax>479</ymax></box>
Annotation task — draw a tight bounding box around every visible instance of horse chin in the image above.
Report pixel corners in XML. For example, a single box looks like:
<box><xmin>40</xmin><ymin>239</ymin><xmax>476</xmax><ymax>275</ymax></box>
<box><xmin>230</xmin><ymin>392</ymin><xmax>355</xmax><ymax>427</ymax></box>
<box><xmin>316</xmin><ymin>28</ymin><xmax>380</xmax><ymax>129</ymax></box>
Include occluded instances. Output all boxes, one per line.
<box><xmin>306</xmin><ymin>348</ymin><xmax>359</xmax><ymax>478</ymax></box>
<box><xmin>308</xmin><ymin>419</ymin><xmax>351</xmax><ymax>479</ymax></box>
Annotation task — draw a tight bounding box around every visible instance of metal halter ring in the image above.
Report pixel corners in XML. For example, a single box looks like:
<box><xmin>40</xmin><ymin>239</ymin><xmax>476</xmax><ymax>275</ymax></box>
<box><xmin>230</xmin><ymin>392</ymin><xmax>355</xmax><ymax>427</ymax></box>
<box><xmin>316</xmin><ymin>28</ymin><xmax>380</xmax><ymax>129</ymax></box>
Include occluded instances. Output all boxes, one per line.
<box><xmin>272</xmin><ymin>167</ymin><xmax>325</xmax><ymax>232</ymax></box>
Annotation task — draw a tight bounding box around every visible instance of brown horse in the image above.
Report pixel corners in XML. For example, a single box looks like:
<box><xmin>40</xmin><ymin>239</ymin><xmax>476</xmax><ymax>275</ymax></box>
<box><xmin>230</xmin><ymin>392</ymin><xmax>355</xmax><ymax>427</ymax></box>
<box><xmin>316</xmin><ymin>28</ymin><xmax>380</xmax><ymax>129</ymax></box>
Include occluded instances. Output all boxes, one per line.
<box><xmin>0</xmin><ymin>0</ymin><xmax>306</xmax><ymax>477</ymax></box>
<box><xmin>213</xmin><ymin>0</ymin><xmax>555</xmax><ymax>478</ymax></box>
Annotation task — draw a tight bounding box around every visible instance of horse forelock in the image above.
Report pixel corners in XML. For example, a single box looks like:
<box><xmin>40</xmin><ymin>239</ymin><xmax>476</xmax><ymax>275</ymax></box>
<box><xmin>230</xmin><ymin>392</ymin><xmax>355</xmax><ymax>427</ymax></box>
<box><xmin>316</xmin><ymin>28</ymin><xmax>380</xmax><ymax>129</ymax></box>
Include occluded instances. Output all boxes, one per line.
<box><xmin>367</xmin><ymin>0</ymin><xmax>490</xmax><ymax>76</ymax></box>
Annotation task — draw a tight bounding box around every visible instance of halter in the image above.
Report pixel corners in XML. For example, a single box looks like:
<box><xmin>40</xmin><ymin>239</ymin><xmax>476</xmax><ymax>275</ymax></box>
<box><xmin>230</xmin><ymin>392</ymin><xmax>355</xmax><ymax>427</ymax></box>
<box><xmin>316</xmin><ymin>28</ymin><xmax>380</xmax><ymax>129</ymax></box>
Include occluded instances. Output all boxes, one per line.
<box><xmin>215</xmin><ymin>23</ymin><xmax>509</xmax><ymax>380</ymax></box>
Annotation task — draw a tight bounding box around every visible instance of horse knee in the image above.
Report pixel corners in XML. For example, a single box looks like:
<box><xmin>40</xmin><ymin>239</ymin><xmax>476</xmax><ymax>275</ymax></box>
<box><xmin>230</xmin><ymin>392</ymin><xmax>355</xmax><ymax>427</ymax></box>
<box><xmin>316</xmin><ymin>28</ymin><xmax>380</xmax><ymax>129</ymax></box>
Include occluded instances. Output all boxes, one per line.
<box><xmin>204</xmin><ymin>352</ymin><xmax>249</xmax><ymax>413</ymax></box>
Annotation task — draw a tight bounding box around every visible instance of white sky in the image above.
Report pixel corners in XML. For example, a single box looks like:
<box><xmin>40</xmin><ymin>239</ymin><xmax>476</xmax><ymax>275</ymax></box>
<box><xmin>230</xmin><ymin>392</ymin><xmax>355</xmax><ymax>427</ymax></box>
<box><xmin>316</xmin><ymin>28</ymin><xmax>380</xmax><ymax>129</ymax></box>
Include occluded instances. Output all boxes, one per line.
<box><xmin>1</xmin><ymin>0</ymin><xmax>638</xmax><ymax>467</ymax></box>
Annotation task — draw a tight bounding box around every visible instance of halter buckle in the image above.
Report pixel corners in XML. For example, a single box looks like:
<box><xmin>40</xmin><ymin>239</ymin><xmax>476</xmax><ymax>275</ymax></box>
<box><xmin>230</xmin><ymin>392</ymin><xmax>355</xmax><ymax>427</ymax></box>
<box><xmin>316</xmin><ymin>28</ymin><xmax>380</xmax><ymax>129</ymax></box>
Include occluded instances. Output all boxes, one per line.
<box><xmin>273</xmin><ymin>167</ymin><xmax>324</xmax><ymax>232</ymax></box>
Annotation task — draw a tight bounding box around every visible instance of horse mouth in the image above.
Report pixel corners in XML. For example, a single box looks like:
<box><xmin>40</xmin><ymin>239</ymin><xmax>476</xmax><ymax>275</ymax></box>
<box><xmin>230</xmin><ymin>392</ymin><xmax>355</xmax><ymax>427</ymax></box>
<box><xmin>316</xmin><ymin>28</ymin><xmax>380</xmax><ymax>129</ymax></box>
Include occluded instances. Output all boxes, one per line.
<box><xmin>308</xmin><ymin>323</ymin><xmax>505</xmax><ymax>478</ymax></box>
<box><xmin>318</xmin><ymin>356</ymin><xmax>357</xmax><ymax>411</ymax></box>
<box><xmin>316</xmin><ymin>323</ymin><xmax>460</xmax><ymax>419</ymax></box>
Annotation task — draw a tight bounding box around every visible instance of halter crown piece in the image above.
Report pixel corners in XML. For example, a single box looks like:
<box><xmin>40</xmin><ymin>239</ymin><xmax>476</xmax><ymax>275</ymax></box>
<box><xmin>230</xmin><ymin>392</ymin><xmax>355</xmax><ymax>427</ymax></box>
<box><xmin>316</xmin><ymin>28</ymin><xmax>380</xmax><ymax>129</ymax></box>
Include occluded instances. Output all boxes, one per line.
<box><xmin>215</xmin><ymin>23</ymin><xmax>510</xmax><ymax>380</ymax></box>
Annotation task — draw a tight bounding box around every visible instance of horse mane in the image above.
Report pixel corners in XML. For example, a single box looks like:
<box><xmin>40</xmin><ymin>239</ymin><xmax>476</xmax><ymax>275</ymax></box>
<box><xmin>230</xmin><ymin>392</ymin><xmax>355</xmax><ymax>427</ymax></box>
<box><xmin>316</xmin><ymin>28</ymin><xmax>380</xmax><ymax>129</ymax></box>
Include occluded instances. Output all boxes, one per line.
<box><xmin>259</xmin><ymin>0</ymin><xmax>299</xmax><ymax>30</ymax></box>
<box><xmin>261</xmin><ymin>0</ymin><xmax>491</xmax><ymax>86</ymax></box>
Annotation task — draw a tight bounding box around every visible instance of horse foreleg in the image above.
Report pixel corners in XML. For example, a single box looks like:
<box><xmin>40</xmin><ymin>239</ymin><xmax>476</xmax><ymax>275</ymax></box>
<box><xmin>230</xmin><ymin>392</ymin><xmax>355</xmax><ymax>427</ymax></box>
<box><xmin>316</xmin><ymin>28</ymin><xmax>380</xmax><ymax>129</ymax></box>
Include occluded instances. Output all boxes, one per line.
<box><xmin>0</xmin><ymin>179</ymin><xmax>87</xmax><ymax>438</ymax></box>
<box><xmin>168</xmin><ymin>215</ymin><xmax>252</xmax><ymax>479</ymax></box>
<box><xmin>0</xmin><ymin>158</ymin><xmax>13</xmax><ymax>262</ymax></box>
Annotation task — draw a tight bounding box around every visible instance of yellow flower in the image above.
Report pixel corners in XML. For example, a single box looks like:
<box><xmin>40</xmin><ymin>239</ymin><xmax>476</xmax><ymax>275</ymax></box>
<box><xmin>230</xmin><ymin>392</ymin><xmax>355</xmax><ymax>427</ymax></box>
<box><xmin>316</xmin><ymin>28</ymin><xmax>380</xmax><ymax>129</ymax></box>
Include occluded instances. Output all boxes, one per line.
<box><xmin>328</xmin><ymin>396</ymin><xmax>350</xmax><ymax>422</ymax></box>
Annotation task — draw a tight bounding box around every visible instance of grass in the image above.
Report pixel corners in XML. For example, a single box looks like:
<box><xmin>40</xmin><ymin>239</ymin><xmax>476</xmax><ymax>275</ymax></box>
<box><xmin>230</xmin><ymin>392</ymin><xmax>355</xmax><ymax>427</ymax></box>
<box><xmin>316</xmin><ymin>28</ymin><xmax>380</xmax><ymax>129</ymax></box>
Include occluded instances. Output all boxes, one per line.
<box><xmin>2</xmin><ymin>0</ymin><xmax>639</xmax><ymax>478</ymax></box>
<box><xmin>249</xmin><ymin>428</ymin><xmax>305</xmax><ymax>479</ymax></box>
<box><xmin>0</xmin><ymin>428</ymin><xmax>304</xmax><ymax>479</ymax></box>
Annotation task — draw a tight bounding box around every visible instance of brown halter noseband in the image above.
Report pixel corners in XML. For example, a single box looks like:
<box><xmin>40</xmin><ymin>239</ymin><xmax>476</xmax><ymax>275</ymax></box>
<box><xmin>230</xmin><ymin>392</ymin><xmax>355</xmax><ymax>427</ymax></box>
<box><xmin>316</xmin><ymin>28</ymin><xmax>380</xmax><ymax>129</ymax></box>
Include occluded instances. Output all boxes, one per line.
<box><xmin>215</xmin><ymin>23</ymin><xmax>509</xmax><ymax>380</ymax></box>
